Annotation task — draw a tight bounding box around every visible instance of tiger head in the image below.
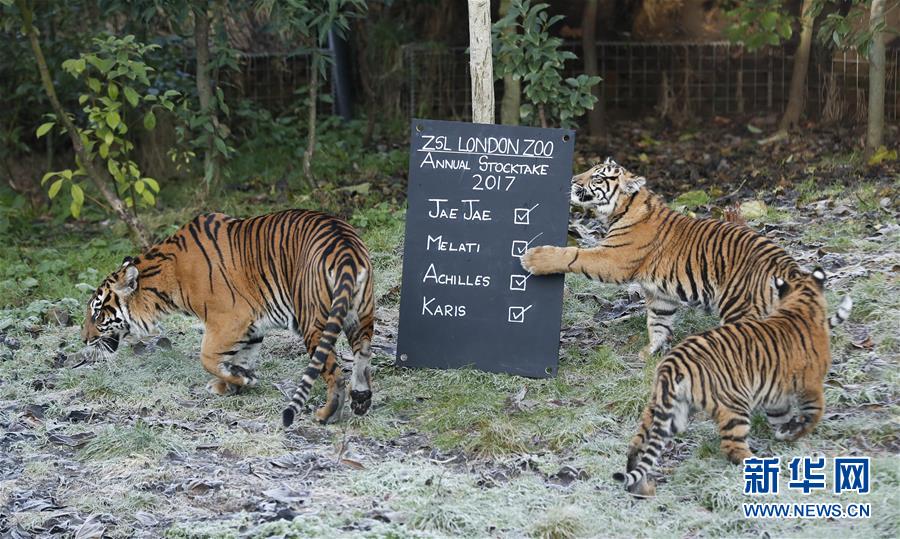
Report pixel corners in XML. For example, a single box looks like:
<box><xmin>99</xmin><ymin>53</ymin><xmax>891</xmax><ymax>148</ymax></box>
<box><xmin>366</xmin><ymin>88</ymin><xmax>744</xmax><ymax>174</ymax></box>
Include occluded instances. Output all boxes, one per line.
<box><xmin>81</xmin><ymin>256</ymin><xmax>149</xmax><ymax>358</ymax></box>
<box><xmin>571</xmin><ymin>157</ymin><xmax>646</xmax><ymax>217</ymax></box>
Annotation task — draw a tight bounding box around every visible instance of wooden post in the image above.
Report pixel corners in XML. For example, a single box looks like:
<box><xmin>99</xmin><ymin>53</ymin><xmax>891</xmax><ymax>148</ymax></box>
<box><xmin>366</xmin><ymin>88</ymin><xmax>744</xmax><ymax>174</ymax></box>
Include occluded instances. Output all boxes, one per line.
<box><xmin>866</xmin><ymin>0</ymin><xmax>886</xmax><ymax>158</ymax></box>
<box><xmin>467</xmin><ymin>0</ymin><xmax>495</xmax><ymax>124</ymax></box>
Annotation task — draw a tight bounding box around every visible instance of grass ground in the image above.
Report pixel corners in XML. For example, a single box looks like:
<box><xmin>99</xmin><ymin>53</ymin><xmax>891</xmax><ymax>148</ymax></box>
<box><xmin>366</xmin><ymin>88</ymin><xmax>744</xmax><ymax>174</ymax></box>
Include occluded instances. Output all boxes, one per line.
<box><xmin>1</xmin><ymin>124</ymin><xmax>898</xmax><ymax>538</ymax></box>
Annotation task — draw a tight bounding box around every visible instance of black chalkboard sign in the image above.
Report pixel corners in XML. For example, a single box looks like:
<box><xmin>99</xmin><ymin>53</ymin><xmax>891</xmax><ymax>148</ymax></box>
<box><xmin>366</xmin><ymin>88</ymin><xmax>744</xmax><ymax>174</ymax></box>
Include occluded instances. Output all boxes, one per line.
<box><xmin>396</xmin><ymin>119</ymin><xmax>575</xmax><ymax>378</ymax></box>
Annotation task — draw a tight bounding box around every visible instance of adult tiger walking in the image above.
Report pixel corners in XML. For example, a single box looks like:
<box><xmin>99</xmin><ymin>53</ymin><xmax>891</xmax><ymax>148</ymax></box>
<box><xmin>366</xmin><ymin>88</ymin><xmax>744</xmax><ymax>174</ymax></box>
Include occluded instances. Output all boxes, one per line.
<box><xmin>80</xmin><ymin>210</ymin><xmax>375</xmax><ymax>426</ymax></box>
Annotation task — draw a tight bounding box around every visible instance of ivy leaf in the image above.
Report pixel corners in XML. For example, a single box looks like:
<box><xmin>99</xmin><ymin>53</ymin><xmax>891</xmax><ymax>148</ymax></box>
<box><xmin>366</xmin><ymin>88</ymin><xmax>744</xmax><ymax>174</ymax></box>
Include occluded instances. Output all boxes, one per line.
<box><xmin>36</xmin><ymin>122</ymin><xmax>55</xmax><ymax>138</ymax></box>
<box><xmin>143</xmin><ymin>110</ymin><xmax>156</xmax><ymax>130</ymax></box>
<box><xmin>49</xmin><ymin>178</ymin><xmax>64</xmax><ymax>199</ymax></box>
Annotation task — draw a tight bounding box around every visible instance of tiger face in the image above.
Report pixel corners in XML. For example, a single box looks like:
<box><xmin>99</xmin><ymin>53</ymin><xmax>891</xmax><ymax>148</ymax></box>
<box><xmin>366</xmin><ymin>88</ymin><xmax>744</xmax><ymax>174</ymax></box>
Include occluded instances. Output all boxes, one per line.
<box><xmin>81</xmin><ymin>258</ymin><xmax>141</xmax><ymax>358</ymax></box>
<box><xmin>570</xmin><ymin>157</ymin><xmax>646</xmax><ymax>217</ymax></box>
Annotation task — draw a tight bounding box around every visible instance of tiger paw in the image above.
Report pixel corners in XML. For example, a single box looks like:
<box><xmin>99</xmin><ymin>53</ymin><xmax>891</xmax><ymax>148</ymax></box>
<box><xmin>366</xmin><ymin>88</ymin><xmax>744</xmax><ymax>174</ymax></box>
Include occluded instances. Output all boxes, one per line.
<box><xmin>206</xmin><ymin>378</ymin><xmax>238</xmax><ymax>396</ymax></box>
<box><xmin>521</xmin><ymin>246</ymin><xmax>570</xmax><ymax>275</ymax></box>
<box><xmin>638</xmin><ymin>345</ymin><xmax>657</xmax><ymax>362</ymax></box>
<box><xmin>774</xmin><ymin>417</ymin><xmax>808</xmax><ymax>441</ymax></box>
<box><xmin>218</xmin><ymin>362</ymin><xmax>258</xmax><ymax>387</ymax></box>
<box><xmin>350</xmin><ymin>389</ymin><xmax>372</xmax><ymax>416</ymax></box>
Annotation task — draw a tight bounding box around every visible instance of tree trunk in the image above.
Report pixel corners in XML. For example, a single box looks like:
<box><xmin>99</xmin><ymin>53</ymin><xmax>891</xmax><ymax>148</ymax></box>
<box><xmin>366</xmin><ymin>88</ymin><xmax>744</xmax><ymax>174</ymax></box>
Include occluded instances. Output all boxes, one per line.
<box><xmin>538</xmin><ymin>104</ymin><xmax>547</xmax><ymax>128</ymax></box>
<box><xmin>303</xmin><ymin>51</ymin><xmax>319</xmax><ymax>187</ymax></box>
<box><xmin>582</xmin><ymin>0</ymin><xmax>603</xmax><ymax>137</ymax></box>
<box><xmin>498</xmin><ymin>0</ymin><xmax>519</xmax><ymax>125</ymax></box>
<box><xmin>779</xmin><ymin>0</ymin><xmax>815</xmax><ymax>132</ymax></box>
<box><xmin>194</xmin><ymin>1</ymin><xmax>218</xmax><ymax>193</ymax></box>
<box><xmin>865</xmin><ymin>0</ymin><xmax>886</xmax><ymax>158</ymax></box>
<box><xmin>467</xmin><ymin>0</ymin><xmax>494</xmax><ymax>124</ymax></box>
<box><xmin>17</xmin><ymin>0</ymin><xmax>150</xmax><ymax>248</ymax></box>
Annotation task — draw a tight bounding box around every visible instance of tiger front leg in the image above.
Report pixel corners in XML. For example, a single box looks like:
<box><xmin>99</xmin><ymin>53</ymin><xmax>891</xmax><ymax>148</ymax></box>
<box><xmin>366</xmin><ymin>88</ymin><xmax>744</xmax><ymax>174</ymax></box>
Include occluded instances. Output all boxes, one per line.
<box><xmin>199</xmin><ymin>323</ymin><xmax>259</xmax><ymax>396</ymax></box>
<box><xmin>520</xmin><ymin>246</ymin><xmax>578</xmax><ymax>275</ymax></box>
<box><xmin>716</xmin><ymin>409</ymin><xmax>754</xmax><ymax>464</ymax></box>
<box><xmin>522</xmin><ymin>244</ymin><xmax>639</xmax><ymax>283</ymax></box>
<box><xmin>639</xmin><ymin>292</ymin><xmax>678</xmax><ymax>361</ymax></box>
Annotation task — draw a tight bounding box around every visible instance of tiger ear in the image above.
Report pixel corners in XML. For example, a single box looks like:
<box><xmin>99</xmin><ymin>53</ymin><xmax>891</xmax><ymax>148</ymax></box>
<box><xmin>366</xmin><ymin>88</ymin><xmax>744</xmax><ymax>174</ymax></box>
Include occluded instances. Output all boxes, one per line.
<box><xmin>604</xmin><ymin>157</ymin><xmax>616</xmax><ymax>165</ymax></box>
<box><xmin>623</xmin><ymin>175</ymin><xmax>646</xmax><ymax>194</ymax></box>
<box><xmin>115</xmin><ymin>265</ymin><xmax>139</xmax><ymax>296</ymax></box>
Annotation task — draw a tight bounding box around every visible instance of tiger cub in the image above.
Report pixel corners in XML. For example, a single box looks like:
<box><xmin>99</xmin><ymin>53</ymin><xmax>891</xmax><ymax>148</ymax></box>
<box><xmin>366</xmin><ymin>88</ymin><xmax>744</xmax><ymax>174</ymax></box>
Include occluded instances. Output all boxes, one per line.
<box><xmin>613</xmin><ymin>268</ymin><xmax>852</xmax><ymax>496</ymax></box>
<box><xmin>81</xmin><ymin>210</ymin><xmax>375</xmax><ymax>426</ymax></box>
<box><xmin>521</xmin><ymin>158</ymin><xmax>802</xmax><ymax>359</ymax></box>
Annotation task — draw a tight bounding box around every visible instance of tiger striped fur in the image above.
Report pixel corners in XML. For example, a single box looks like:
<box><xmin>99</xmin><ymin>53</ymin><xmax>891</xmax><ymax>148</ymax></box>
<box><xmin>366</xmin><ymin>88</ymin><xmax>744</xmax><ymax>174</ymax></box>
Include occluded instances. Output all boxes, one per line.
<box><xmin>521</xmin><ymin>157</ymin><xmax>802</xmax><ymax>359</ymax></box>
<box><xmin>613</xmin><ymin>268</ymin><xmax>852</xmax><ymax>497</ymax></box>
<box><xmin>80</xmin><ymin>210</ymin><xmax>375</xmax><ymax>426</ymax></box>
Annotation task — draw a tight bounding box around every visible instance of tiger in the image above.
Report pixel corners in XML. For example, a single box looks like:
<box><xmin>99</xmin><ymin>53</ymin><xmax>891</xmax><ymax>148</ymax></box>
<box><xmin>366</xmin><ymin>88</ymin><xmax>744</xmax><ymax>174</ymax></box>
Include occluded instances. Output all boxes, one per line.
<box><xmin>613</xmin><ymin>268</ymin><xmax>852</xmax><ymax>496</ymax></box>
<box><xmin>521</xmin><ymin>157</ymin><xmax>803</xmax><ymax>360</ymax></box>
<box><xmin>80</xmin><ymin>209</ymin><xmax>375</xmax><ymax>427</ymax></box>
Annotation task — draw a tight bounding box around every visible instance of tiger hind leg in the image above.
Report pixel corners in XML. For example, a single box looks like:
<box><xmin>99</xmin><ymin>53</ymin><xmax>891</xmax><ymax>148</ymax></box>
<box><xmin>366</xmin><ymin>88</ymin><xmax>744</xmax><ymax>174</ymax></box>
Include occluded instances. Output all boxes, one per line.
<box><xmin>774</xmin><ymin>389</ymin><xmax>824</xmax><ymax>442</ymax></box>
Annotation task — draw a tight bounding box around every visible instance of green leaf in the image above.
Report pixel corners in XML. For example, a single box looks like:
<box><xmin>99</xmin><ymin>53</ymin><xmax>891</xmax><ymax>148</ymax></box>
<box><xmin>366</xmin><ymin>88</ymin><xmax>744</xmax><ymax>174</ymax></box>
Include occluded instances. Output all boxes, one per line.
<box><xmin>140</xmin><ymin>189</ymin><xmax>155</xmax><ymax>205</ymax></box>
<box><xmin>142</xmin><ymin>177</ymin><xmax>160</xmax><ymax>192</ymax></box>
<box><xmin>79</xmin><ymin>94</ymin><xmax>89</xmax><ymax>105</ymax></box>
<box><xmin>108</xmin><ymin>83</ymin><xmax>119</xmax><ymax>100</ymax></box>
<box><xmin>134</xmin><ymin>179</ymin><xmax>145</xmax><ymax>194</ymax></box>
<box><xmin>143</xmin><ymin>110</ymin><xmax>156</xmax><ymax>130</ymax></box>
<box><xmin>214</xmin><ymin>136</ymin><xmax>228</xmax><ymax>156</ymax></box>
<box><xmin>41</xmin><ymin>171</ymin><xmax>56</xmax><ymax>185</ymax></box>
<box><xmin>36</xmin><ymin>122</ymin><xmax>55</xmax><ymax>138</ymax></box>
<box><xmin>71</xmin><ymin>183</ymin><xmax>84</xmax><ymax>206</ymax></box>
<box><xmin>106</xmin><ymin>111</ymin><xmax>121</xmax><ymax>129</ymax></box>
<box><xmin>88</xmin><ymin>78</ymin><xmax>101</xmax><ymax>93</ymax></box>
<box><xmin>49</xmin><ymin>178</ymin><xmax>64</xmax><ymax>199</ymax></box>
<box><xmin>70</xmin><ymin>199</ymin><xmax>82</xmax><ymax>218</ymax></box>
<box><xmin>99</xmin><ymin>143</ymin><xmax>109</xmax><ymax>158</ymax></box>
<box><xmin>123</xmin><ymin>86</ymin><xmax>139</xmax><ymax>107</ymax></box>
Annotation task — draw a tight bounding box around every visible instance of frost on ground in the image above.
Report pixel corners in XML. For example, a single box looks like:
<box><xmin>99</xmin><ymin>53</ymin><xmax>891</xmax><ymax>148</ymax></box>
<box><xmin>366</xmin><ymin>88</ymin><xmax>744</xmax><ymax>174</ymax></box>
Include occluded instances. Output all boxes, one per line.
<box><xmin>1</xmin><ymin>125</ymin><xmax>898</xmax><ymax>538</ymax></box>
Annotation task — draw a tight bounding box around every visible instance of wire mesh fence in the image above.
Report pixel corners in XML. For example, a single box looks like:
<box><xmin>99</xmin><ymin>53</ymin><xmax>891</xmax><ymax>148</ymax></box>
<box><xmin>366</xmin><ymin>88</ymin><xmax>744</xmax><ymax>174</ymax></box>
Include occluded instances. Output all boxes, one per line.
<box><xmin>401</xmin><ymin>41</ymin><xmax>899</xmax><ymax>125</ymax></box>
<box><xmin>222</xmin><ymin>50</ymin><xmax>334</xmax><ymax>116</ymax></box>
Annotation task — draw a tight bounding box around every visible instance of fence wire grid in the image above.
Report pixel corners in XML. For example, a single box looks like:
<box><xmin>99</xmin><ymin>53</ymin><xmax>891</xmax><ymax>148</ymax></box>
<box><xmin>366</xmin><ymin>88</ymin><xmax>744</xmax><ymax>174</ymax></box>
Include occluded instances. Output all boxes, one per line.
<box><xmin>402</xmin><ymin>41</ymin><xmax>900</xmax><ymax>125</ymax></box>
<box><xmin>223</xmin><ymin>42</ymin><xmax>898</xmax><ymax>126</ymax></box>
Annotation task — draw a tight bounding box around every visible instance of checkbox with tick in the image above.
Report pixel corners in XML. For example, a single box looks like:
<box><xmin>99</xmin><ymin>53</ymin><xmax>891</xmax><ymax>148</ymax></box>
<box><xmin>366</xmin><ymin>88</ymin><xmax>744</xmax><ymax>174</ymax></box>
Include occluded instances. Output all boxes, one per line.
<box><xmin>508</xmin><ymin>305</ymin><xmax>533</xmax><ymax>323</ymax></box>
<box><xmin>513</xmin><ymin>203</ymin><xmax>540</xmax><ymax>225</ymax></box>
<box><xmin>511</xmin><ymin>240</ymin><xmax>529</xmax><ymax>257</ymax></box>
<box><xmin>509</xmin><ymin>274</ymin><xmax>530</xmax><ymax>291</ymax></box>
